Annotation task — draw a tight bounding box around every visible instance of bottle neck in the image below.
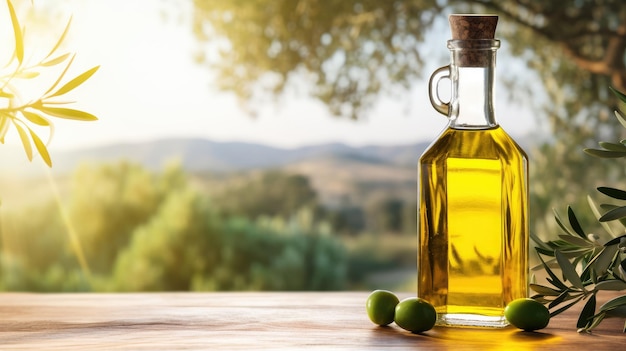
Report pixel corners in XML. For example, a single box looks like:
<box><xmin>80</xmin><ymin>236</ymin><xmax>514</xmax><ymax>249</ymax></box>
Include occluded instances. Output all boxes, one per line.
<box><xmin>447</xmin><ymin>40</ymin><xmax>499</xmax><ymax>129</ymax></box>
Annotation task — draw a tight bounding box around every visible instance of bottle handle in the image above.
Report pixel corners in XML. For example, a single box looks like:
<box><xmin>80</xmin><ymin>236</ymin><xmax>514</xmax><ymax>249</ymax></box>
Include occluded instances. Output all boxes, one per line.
<box><xmin>428</xmin><ymin>65</ymin><xmax>450</xmax><ymax>117</ymax></box>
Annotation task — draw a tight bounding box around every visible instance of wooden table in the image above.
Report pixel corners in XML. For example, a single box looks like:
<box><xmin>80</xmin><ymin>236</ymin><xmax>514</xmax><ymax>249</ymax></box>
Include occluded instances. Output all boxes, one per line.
<box><xmin>0</xmin><ymin>292</ymin><xmax>624</xmax><ymax>350</ymax></box>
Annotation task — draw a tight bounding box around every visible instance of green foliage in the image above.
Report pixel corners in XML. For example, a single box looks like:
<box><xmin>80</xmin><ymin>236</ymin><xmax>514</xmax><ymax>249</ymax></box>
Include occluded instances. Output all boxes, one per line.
<box><xmin>0</xmin><ymin>199</ymin><xmax>91</xmax><ymax>291</ymax></box>
<box><xmin>0</xmin><ymin>162</ymin><xmax>347</xmax><ymax>291</ymax></box>
<box><xmin>324</xmin><ymin>205</ymin><xmax>366</xmax><ymax>235</ymax></box>
<box><xmin>192</xmin><ymin>213</ymin><xmax>346</xmax><ymax>291</ymax></box>
<box><xmin>0</xmin><ymin>0</ymin><xmax>99</xmax><ymax>166</ymax></box>
<box><xmin>532</xmin><ymin>88</ymin><xmax>626</xmax><ymax>333</ymax></box>
<box><xmin>192</xmin><ymin>0</ymin><xmax>439</xmax><ymax>118</ymax></box>
<box><xmin>343</xmin><ymin>233</ymin><xmax>416</xmax><ymax>289</ymax></box>
<box><xmin>108</xmin><ymin>188</ymin><xmax>221</xmax><ymax>291</ymax></box>
<box><xmin>365</xmin><ymin>198</ymin><xmax>406</xmax><ymax>234</ymax></box>
<box><xmin>68</xmin><ymin>162</ymin><xmax>186</xmax><ymax>275</ymax></box>
<box><xmin>215</xmin><ymin>170</ymin><xmax>318</xmax><ymax>219</ymax></box>
<box><xmin>191</xmin><ymin>0</ymin><xmax>625</xmax><ymax>126</ymax></box>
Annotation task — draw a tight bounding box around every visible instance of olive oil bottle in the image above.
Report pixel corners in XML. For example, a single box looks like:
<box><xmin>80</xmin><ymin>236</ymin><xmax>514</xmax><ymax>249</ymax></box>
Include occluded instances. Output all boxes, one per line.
<box><xmin>418</xmin><ymin>15</ymin><xmax>528</xmax><ymax>328</ymax></box>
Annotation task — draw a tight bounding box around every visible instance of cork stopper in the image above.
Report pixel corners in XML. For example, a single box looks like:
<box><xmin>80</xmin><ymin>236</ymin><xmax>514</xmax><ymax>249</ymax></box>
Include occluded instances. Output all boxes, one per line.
<box><xmin>449</xmin><ymin>15</ymin><xmax>498</xmax><ymax>40</ymax></box>
<box><xmin>448</xmin><ymin>15</ymin><xmax>499</xmax><ymax>67</ymax></box>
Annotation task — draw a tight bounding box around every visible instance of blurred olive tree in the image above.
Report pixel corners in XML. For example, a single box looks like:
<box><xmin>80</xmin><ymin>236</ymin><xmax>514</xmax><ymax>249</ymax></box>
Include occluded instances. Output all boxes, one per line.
<box><xmin>190</xmin><ymin>0</ymin><xmax>625</xmax><ymax>123</ymax></box>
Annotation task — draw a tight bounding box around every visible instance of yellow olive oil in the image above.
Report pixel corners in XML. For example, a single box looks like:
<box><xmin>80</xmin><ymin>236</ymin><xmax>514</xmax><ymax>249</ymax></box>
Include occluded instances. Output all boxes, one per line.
<box><xmin>418</xmin><ymin>126</ymin><xmax>528</xmax><ymax>327</ymax></box>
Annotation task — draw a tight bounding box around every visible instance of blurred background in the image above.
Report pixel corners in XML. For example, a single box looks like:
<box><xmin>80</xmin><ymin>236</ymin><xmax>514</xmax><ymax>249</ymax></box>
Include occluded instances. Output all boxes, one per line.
<box><xmin>0</xmin><ymin>0</ymin><xmax>624</xmax><ymax>292</ymax></box>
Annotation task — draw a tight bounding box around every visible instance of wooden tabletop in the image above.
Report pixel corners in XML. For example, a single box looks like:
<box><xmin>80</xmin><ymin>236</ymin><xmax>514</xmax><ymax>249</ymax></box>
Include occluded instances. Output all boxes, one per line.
<box><xmin>0</xmin><ymin>292</ymin><xmax>624</xmax><ymax>350</ymax></box>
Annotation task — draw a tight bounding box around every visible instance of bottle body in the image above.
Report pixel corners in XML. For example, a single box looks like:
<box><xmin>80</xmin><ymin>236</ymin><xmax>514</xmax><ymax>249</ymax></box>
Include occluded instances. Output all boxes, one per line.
<box><xmin>418</xmin><ymin>126</ymin><xmax>528</xmax><ymax>327</ymax></box>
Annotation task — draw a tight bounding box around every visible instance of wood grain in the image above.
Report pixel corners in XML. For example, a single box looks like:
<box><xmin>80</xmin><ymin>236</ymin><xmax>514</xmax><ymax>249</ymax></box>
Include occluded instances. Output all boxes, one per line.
<box><xmin>0</xmin><ymin>292</ymin><xmax>624</xmax><ymax>350</ymax></box>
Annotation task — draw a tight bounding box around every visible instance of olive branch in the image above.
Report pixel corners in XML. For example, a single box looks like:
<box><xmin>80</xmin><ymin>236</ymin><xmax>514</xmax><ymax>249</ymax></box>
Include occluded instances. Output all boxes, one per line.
<box><xmin>0</xmin><ymin>0</ymin><xmax>99</xmax><ymax>167</ymax></box>
<box><xmin>531</xmin><ymin>87</ymin><xmax>626</xmax><ymax>333</ymax></box>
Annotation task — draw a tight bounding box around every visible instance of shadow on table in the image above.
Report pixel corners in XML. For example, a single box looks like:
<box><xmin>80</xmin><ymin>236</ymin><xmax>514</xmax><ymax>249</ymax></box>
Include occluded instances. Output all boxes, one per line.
<box><xmin>367</xmin><ymin>325</ymin><xmax>561</xmax><ymax>350</ymax></box>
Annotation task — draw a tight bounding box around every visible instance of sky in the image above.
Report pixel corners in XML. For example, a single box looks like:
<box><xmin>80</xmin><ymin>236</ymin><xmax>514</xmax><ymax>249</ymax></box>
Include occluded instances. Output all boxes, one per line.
<box><xmin>2</xmin><ymin>0</ymin><xmax>540</xmax><ymax>153</ymax></box>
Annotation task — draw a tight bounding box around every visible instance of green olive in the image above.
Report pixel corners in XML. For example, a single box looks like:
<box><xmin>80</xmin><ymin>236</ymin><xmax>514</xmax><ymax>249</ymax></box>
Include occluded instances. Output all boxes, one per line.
<box><xmin>366</xmin><ymin>290</ymin><xmax>399</xmax><ymax>326</ymax></box>
<box><xmin>394</xmin><ymin>297</ymin><xmax>437</xmax><ymax>333</ymax></box>
<box><xmin>504</xmin><ymin>298</ymin><xmax>550</xmax><ymax>331</ymax></box>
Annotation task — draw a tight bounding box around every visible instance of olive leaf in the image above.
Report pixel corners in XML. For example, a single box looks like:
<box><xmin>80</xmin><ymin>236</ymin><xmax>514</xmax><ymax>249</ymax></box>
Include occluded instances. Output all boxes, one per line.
<box><xmin>615</xmin><ymin>260</ymin><xmax>626</xmax><ymax>281</ymax></box>
<box><xmin>595</xmin><ymin>280</ymin><xmax>626</xmax><ymax>291</ymax></box>
<box><xmin>549</xmin><ymin>290</ymin><xmax>577</xmax><ymax>309</ymax></box>
<box><xmin>550</xmin><ymin>295</ymin><xmax>584</xmax><ymax>318</ymax></box>
<box><xmin>593</xmin><ymin>244</ymin><xmax>619</xmax><ymax>277</ymax></box>
<box><xmin>579</xmin><ymin>311</ymin><xmax>606</xmax><ymax>333</ymax></box>
<box><xmin>40</xmin><ymin>53</ymin><xmax>71</xmax><ymax>67</ymax></box>
<box><xmin>567</xmin><ymin>206</ymin><xmax>587</xmax><ymax>238</ymax></box>
<box><xmin>530</xmin><ymin>231</ymin><xmax>553</xmax><ymax>253</ymax></box>
<box><xmin>21</xmin><ymin>111</ymin><xmax>50</xmax><ymax>126</ymax></box>
<box><xmin>0</xmin><ymin>89</ymin><xmax>13</xmax><ymax>98</ymax></box>
<box><xmin>587</xmin><ymin>195</ymin><xmax>616</xmax><ymax>237</ymax></box>
<box><xmin>536</xmin><ymin>251</ymin><xmax>569</xmax><ymax>290</ymax></box>
<box><xmin>47</xmin><ymin>65</ymin><xmax>100</xmax><ymax>98</ymax></box>
<box><xmin>577</xmin><ymin>294</ymin><xmax>596</xmax><ymax>329</ymax></box>
<box><xmin>530</xmin><ymin>283</ymin><xmax>561</xmax><ymax>296</ymax></box>
<box><xmin>0</xmin><ymin>114</ymin><xmax>9</xmax><ymax>142</ymax></box>
<box><xmin>44</xmin><ymin>17</ymin><xmax>72</xmax><ymax>60</ymax></box>
<box><xmin>555</xmin><ymin>250</ymin><xmax>584</xmax><ymax>289</ymax></box>
<box><xmin>584</xmin><ymin>148</ymin><xmax>626</xmax><ymax>158</ymax></box>
<box><xmin>7</xmin><ymin>0</ymin><xmax>23</xmax><ymax>64</ymax></box>
<box><xmin>598</xmin><ymin>142</ymin><xmax>626</xmax><ymax>152</ymax></box>
<box><xmin>558</xmin><ymin>235</ymin><xmax>592</xmax><ymax>248</ymax></box>
<box><xmin>29</xmin><ymin>127</ymin><xmax>51</xmax><ymax>167</ymax></box>
<box><xmin>554</xmin><ymin>208</ymin><xmax>581</xmax><ymax>238</ymax></box>
<box><xmin>610</xmin><ymin>86</ymin><xmax>626</xmax><ymax>104</ymax></box>
<box><xmin>13</xmin><ymin>71</ymin><xmax>39</xmax><ymax>79</ymax></box>
<box><xmin>615</xmin><ymin>110</ymin><xmax>626</xmax><ymax>129</ymax></box>
<box><xmin>599</xmin><ymin>206</ymin><xmax>626</xmax><ymax>222</ymax></box>
<box><xmin>35</xmin><ymin>106</ymin><xmax>98</xmax><ymax>121</ymax></box>
<box><xmin>12</xmin><ymin>119</ymin><xmax>32</xmax><ymax>161</ymax></box>
<box><xmin>534</xmin><ymin>246</ymin><xmax>555</xmax><ymax>256</ymax></box>
<box><xmin>600</xmin><ymin>204</ymin><xmax>626</xmax><ymax>227</ymax></box>
<box><xmin>599</xmin><ymin>295</ymin><xmax>626</xmax><ymax>313</ymax></box>
<box><xmin>604</xmin><ymin>234</ymin><xmax>626</xmax><ymax>246</ymax></box>
<box><xmin>42</xmin><ymin>54</ymin><xmax>76</xmax><ymax>96</ymax></box>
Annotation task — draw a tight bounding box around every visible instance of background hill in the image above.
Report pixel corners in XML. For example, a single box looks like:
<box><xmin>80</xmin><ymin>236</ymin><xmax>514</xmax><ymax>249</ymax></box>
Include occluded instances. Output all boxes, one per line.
<box><xmin>0</xmin><ymin>137</ymin><xmax>428</xmax><ymax>209</ymax></box>
<box><xmin>0</xmin><ymin>132</ymin><xmax>537</xmax><ymax>176</ymax></box>
<box><xmin>53</xmin><ymin>138</ymin><xmax>431</xmax><ymax>173</ymax></box>
<box><xmin>0</xmin><ymin>134</ymin><xmax>535</xmax><ymax>209</ymax></box>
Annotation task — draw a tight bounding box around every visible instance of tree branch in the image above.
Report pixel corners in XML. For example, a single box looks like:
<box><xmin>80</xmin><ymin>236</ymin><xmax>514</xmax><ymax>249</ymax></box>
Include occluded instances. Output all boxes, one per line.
<box><xmin>458</xmin><ymin>0</ymin><xmax>557</xmax><ymax>40</ymax></box>
<box><xmin>561</xmin><ymin>24</ymin><xmax>626</xmax><ymax>91</ymax></box>
<box><xmin>457</xmin><ymin>0</ymin><xmax>626</xmax><ymax>91</ymax></box>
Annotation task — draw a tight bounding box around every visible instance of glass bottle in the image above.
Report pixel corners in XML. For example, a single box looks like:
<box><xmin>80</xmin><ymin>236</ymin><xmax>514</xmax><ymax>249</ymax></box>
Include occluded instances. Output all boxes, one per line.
<box><xmin>418</xmin><ymin>15</ymin><xmax>529</xmax><ymax>328</ymax></box>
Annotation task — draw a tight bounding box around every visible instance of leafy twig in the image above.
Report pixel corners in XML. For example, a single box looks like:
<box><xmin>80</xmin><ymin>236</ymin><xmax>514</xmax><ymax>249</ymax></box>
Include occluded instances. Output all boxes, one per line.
<box><xmin>532</xmin><ymin>87</ymin><xmax>626</xmax><ymax>333</ymax></box>
<box><xmin>0</xmin><ymin>0</ymin><xmax>99</xmax><ymax>166</ymax></box>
